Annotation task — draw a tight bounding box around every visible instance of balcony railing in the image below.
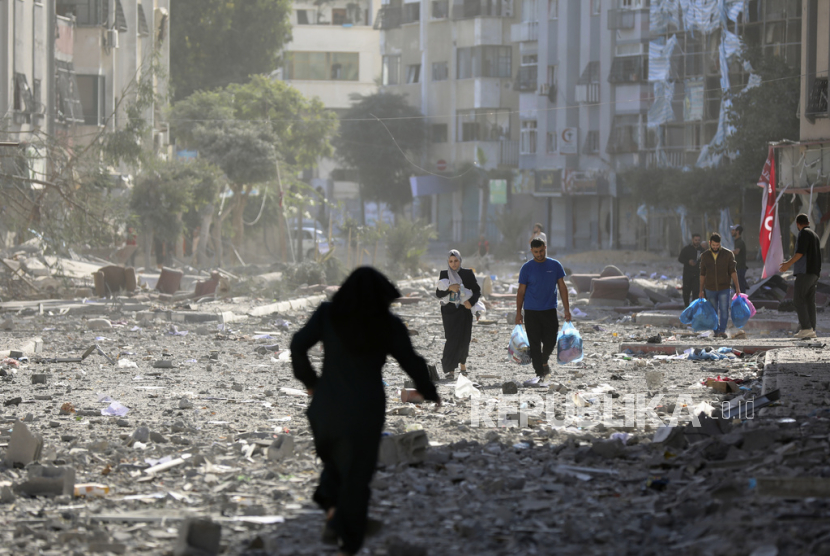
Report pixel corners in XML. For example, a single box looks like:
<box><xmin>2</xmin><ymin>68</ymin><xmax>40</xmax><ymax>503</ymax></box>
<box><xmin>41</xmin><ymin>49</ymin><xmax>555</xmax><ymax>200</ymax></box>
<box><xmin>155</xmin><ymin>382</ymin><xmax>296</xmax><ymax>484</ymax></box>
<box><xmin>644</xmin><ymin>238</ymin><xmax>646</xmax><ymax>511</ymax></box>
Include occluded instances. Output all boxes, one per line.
<box><xmin>510</xmin><ymin>21</ymin><xmax>538</xmax><ymax>42</ymax></box>
<box><xmin>451</xmin><ymin>0</ymin><xmax>512</xmax><ymax>19</ymax></box>
<box><xmin>499</xmin><ymin>140</ymin><xmax>519</xmax><ymax>167</ymax></box>
<box><xmin>642</xmin><ymin>147</ymin><xmax>690</xmax><ymax>169</ymax></box>
<box><xmin>607</xmin><ymin>9</ymin><xmax>635</xmax><ymax>30</ymax></box>
<box><xmin>575</xmin><ymin>83</ymin><xmax>600</xmax><ymax>104</ymax></box>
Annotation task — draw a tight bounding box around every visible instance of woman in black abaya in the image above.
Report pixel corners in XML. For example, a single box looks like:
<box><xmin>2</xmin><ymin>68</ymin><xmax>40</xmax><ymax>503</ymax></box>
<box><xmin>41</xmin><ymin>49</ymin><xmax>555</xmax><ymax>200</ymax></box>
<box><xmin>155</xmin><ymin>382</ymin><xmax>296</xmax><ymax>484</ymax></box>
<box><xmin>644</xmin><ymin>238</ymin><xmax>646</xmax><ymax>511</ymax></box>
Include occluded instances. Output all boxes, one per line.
<box><xmin>290</xmin><ymin>267</ymin><xmax>440</xmax><ymax>556</ymax></box>
<box><xmin>435</xmin><ymin>250</ymin><xmax>481</xmax><ymax>378</ymax></box>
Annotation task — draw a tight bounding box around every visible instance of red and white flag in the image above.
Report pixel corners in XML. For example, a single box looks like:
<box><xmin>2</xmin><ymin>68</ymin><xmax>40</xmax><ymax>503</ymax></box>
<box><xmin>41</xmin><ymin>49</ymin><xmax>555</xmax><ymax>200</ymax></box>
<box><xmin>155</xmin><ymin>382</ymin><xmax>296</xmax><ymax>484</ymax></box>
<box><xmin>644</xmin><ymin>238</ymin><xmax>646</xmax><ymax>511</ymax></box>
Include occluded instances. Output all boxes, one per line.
<box><xmin>758</xmin><ymin>147</ymin><xmax>784</xmax><ymax>278</ymax></box>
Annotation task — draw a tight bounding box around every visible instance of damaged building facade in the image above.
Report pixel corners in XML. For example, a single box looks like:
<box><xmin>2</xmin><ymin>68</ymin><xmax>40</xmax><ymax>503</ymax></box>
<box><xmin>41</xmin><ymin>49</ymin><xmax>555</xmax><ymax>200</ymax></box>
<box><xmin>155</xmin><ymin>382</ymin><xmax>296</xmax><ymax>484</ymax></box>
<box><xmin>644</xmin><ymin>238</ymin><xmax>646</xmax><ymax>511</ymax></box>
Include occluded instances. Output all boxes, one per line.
<box><xmin>381</xmin><ymin>0</ymin><xmax>803</xmax><ymax>253</ymax></box>
<box><xmin>0</xmin><ymin>0</ymin><xmax>171</xmax><ymax>247</ymax></box>
<box><xmin>277</xmin><ymin>0</ymin><xmax>383</xmax><ymax>224</ymax></box>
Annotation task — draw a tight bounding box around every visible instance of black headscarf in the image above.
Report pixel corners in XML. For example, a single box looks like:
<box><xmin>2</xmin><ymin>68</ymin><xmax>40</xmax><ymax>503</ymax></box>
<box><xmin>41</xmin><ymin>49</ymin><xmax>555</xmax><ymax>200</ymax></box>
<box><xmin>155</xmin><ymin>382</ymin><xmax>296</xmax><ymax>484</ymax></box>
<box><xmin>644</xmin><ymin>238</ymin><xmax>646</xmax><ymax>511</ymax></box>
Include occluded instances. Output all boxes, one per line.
<box><xmin>331</xmin><ymin>267</ymin><xmax>401</xmax><ymax>353</ymax></box>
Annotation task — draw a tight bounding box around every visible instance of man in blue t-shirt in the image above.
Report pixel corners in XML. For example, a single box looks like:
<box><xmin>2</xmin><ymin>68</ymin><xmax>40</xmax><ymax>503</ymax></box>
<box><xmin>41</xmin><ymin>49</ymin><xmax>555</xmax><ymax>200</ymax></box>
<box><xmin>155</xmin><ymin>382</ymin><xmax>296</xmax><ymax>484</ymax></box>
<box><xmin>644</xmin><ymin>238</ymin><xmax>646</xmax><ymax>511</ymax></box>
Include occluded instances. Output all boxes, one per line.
<box><xmin>516</xmin><ymin>237</ymin><xmax>571</xmax><ymax>386</ymax></box>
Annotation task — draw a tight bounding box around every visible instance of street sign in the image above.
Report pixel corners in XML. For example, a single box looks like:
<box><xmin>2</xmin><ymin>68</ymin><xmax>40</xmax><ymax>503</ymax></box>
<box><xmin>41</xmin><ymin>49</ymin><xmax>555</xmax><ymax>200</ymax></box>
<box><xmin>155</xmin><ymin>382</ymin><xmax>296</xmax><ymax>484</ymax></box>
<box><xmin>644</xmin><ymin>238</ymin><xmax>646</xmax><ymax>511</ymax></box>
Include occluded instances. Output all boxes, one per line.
<box><xmin>436</xmin><ymin>159</ymin><xmax>447</xmax><ymax>171</ymax></box>
<box><xmin>560</xmin><ymin>128</ymin><xmax>578</xmax><ymax>154</ymax></box>
<box><xmin>489</xmin><ymin>179</ymin><xmax>507</xmax><ymax>205</ymax></box>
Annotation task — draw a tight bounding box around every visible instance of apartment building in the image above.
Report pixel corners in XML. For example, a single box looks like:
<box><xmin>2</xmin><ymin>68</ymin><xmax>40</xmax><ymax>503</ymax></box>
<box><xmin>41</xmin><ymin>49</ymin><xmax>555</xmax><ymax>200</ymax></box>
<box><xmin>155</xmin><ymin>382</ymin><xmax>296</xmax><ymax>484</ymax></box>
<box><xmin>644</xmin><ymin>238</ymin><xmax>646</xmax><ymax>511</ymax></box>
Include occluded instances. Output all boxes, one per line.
<box><xmin>279</xmin><ymin>0</ymin><xmax>382</xmax><ymax>218</ymax></box>
<box><xmin>1</xmin><ymin>0</ymin><xmax>170</xmax><ymax>164</ymax></box>
<box><xmin>377</xmin><ymin>0</ymin><xmax>520</xmax><ymax>241</ymax></box>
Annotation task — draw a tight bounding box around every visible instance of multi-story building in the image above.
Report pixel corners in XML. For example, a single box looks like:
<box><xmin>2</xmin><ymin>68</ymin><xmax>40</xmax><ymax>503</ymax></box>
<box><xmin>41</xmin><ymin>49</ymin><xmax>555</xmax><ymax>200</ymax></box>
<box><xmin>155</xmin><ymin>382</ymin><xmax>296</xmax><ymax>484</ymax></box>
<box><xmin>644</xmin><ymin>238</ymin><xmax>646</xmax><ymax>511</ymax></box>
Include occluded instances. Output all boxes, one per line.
<box><xmin>279</xmin><ymin>0</ymin><xmax>382</xmax><ymax>220</ymax></box>
<box><xmin>378</xmin><ymin>0</ymin><xmax>520</xmax><ymax>241</ymax></box>
<box><xmin>1</xmin><ymin>0</ymin><xmax>170</xmax><ymax>163</ymax></box>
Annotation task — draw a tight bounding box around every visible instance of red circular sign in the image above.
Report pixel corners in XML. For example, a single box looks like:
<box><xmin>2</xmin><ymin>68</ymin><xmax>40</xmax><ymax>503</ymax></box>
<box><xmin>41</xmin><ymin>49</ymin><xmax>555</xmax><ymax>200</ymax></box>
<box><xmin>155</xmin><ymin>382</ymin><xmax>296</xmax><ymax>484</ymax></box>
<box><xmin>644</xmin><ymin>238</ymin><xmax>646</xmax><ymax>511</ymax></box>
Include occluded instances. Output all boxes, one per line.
<box><xmin>436</xmin><ymin>159</ymin><xmax>447</xmax><ymax>171</ymax></box>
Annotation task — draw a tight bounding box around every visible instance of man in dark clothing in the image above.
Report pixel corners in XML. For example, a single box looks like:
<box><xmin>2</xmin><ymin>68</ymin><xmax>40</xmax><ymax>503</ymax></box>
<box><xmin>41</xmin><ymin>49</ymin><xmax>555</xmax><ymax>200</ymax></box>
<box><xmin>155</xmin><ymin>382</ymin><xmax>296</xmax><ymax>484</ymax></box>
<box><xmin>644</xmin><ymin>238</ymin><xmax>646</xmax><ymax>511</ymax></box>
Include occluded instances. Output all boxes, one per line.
<box><xmin>699</xmin><ymin>233</ymin><xmax>741</xmax><ymax>338</ymax></box>
<box><xmin>678</xmin><ymin>233</ymin><xmax>703</xmax><ymax>307</ymax></box>
<box><xmin>731</xmin><ymin>225</ymin><xmax>749</xmax><ymax>293</ymax></box>
<box><xmin>515</xmin><ymin>238</ymin><xmax>571</xmax><ymax>387</ymax></box>
<box><xmin>780</xmin><ymin>214</ymin><xmax>822</xmax><ymax>339</ymax></box>
<box><xmin>291</xmin><ymin>268</ymin><xmax>440</xmax><ymax>556</ymax></box>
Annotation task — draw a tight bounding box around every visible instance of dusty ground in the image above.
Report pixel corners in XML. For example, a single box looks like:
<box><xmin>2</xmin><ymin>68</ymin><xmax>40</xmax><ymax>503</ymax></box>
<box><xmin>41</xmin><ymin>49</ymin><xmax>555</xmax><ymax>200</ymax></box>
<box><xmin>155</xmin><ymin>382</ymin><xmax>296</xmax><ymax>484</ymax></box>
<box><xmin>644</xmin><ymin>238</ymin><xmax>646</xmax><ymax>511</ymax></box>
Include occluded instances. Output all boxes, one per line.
<box><xmin>0</xmin><ymin>253</ymin><xmax>828</xmax><ymax>555</ymax></box>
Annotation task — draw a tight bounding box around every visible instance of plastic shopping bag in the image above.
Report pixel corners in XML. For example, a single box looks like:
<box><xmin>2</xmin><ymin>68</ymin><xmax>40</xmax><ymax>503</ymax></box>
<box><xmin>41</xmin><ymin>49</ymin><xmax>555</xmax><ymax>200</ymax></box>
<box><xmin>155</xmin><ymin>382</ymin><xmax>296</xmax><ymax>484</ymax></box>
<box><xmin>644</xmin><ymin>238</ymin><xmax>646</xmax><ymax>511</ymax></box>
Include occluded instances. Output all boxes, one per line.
<box><xmin>730</xmin><ymin>293</ymin><xmax>755</xmax><ymax>329</ymax></box>
<box><xmin>680</xmin><ymin>298</ymin><xmax>719</xmax><ymax>331</ymax></box>
<box><xmin>556</xmin><ymin>321</ymin><xmax>584</xmax><ymax>365</ymax></box>
<box><xmin>508</xmin><ymin>325</ymin><xmax>532</xmax><ymax>365</ymax></box>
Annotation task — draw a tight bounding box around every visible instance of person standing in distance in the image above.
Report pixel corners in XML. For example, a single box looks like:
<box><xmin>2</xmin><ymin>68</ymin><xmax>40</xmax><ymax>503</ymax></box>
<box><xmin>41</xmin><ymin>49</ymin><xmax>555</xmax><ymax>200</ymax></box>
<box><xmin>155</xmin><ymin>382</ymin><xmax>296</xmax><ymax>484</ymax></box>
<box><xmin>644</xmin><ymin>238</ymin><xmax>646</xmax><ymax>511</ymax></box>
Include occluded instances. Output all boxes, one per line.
<box><xmin>677</xmin><ymin>233</ymin><xmax>703</xmax><ymax>307</ymax></box>
<box><xmin>731</xmin><ymin>225</ymin><xmax>749</xmax><ymax>293</ymax></box>
<box><xmin>698</xmin><ymin>233</ymin><xmax>741</xmax><ymax>339</ymax></box>
<box><xmin>435</xmin><ymin>250</ymin><xmax>481</xmax><ymax>378</ymax></box>
<box><xmin>530</xmin><ymin>223</ymin><xmax>547</xmax><ymax>247</ymax></box>
<box><xmin>780</xmin><ymin>213</ymin><xmax>822</xmax><ymax>339</ymax></box>
<box><xmin>515</xmin><ymin>238</ymin><xmax>571</xmax><ymax>387</ymax></box>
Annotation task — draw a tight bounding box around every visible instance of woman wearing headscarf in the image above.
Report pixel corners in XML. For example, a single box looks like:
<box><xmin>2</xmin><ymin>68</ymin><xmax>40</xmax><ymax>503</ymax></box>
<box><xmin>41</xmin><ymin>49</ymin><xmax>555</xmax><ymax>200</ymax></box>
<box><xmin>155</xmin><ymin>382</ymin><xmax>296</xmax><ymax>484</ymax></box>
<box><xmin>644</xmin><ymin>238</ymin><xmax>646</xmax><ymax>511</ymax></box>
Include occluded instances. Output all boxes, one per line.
<box><xmin>291</xmin><ymin>267</ymin><xmax>440</xmax><ymax>556</ymax></box>
<box><xmin>435</xmin><ymin>250</ymin><xmax>481</xmax><ymax>378</ymax></box>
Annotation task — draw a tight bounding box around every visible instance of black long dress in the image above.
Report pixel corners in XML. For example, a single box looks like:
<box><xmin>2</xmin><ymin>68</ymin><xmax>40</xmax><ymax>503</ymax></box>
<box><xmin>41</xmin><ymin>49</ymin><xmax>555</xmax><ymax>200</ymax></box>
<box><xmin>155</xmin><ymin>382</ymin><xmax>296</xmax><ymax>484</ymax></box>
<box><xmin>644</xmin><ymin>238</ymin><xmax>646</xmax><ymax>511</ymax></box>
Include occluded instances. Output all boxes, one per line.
<box><xmin>291</xmin><ymin>272</ymin><xmax>438</xmax><ymax>554</ymax></box>
<box><xmin>436</xmin><ymin>268</ymin><xmax>481</xmax><ymax>375</ymax></box>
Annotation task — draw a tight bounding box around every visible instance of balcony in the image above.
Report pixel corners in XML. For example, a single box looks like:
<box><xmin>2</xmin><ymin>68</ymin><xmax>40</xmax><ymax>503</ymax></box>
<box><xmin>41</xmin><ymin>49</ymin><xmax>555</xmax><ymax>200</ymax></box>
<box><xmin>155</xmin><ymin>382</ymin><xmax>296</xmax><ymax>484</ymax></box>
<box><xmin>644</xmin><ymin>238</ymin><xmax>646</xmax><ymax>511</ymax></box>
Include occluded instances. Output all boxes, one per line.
<box><xmin>642</xmin><ymin>147</ymin><xmax>691</xmax><ymax>168</ymax></box>
<box><xmin>514</xmin><ymin>66</ymin><xmax>538</xmax><ymax>92</ymax></box>
<box><xmin>510</xmin><ymin>21</ymin><xmax>538</xmax><ymax>42</ymax></box>
<box><xmin>607</xmin><ymin>9</ymin><xmax>635</xmax><ymax>30</ymax></box>
<box><xmin>451</xmin><ymin>0</ymin><xmax>512</xmax><ymax>19</ymax></box>
<box><xmin>575</xmin><ymin>82</ymin><xmax>600</xmax><ymax>104</ymax></box>
<box><xmin>374</xmin><ymin>7</ymin><xmax>402</xmax><ymax>29</ymax></box>
<box><xmin>499</xmin><ymin>140</ymin><xmax>519</xmax><ymax>167</ymax></box>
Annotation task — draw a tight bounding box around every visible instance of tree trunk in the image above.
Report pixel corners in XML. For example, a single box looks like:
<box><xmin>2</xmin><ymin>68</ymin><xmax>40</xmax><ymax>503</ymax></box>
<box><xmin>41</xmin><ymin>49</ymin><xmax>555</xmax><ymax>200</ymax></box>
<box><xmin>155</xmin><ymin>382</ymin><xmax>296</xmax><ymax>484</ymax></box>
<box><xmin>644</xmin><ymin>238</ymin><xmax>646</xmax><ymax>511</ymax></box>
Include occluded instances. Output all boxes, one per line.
<box><xmin>174</xmin><ymin>213</ymin><xmax>184</xmax><ymax>259</ymax></box>
<box><xmin>212</xmin><ymin>210</ymin><xmax>231</xmax><ymax>268</ymax></box>
<box><xmin>231</xmin><ymin>184</ymin><xmax>249</xmax><ymax>259</ymax></box>
<box><xmin>143</xmin><ymin>227</ymin><xmax>154</xmax><ymax>270</ymax></box>
<box><xmin>196</xmin><ymin>204</ymin><xmax>214</xmax><ymax>269</ymax></box>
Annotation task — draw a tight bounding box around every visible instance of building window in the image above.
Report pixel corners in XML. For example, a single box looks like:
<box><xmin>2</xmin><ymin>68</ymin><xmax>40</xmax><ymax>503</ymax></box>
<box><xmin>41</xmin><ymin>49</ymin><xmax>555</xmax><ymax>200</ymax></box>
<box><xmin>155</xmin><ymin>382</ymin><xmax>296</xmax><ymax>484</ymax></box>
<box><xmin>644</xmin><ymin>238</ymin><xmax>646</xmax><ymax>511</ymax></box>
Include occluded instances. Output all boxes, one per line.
<box><xmin>522</xmin><ymin>0</ymin><xmax>537</xmax><ymax>22</ymax></box>
<box><xmin>382</xmin><ymin>55</ymin><xmax>401</xmax><ymax>85</ymax></box>
<box><xmin>546</xmin><ymin>131</ymin><xmax>556</xmax><ymax>153</ymax></box>
<box><xmin>332</xmin><ymin>8</ymin><xmax>347</xmax><ymax>24</ymax></box>
<box><xmin>296</xmin><ymin>9</ymin><xmax>311</xmax><ymax>24</ymax></box>
<box><xmin>606</xmin><ymin>114</ymin><xmax>641</xmax><ymax>153</ymax></box>
<box><xmin>584</xmin><ymin>130</ymin><xmax>600</xmax><ymax>153</ymax></box>
<box><xmin>432</xmin><ymin>0</ymin><xmax>449</xmax><ymax>18</ymax></box>
<box><xmin>520</xmin><ymin>121</ymin><xmax>537</xmax><ymax>154</ymax></box>
<box><xmin>607</xmin><ymin>55</ymin><xmax>646</xmax><ymax>83</ymax></box>
<box><xmin>591</xmin><ymin>0</ymin><xmax>601</xmax><ymax>15</ymax></box>
<box><xmin>618</xmin><ymin>0</ymin><xmax>645</xmax><ymax>9</ymax></box>
<box><xmin>77</xmin><ymin>74</ymin><xmax>106</xmax><ymax>126</ymax></box>
<box><xmin>548</xmin><ymin>0</ymin><xmax>558</xmax><ymax>18</ymax></box>
<box><xmin>57</xmin><ymin>0</ymin><xmax>109</xmax><ymax>26</ymax></box>
<box><xmin>13</xmin><ymin>73</ymin><xmax>34</xmax><ymax>113</ymax></box>
<box><xmin>515</xmin><ymin>66</ymin><xmax>538</xmax><ymax>91</ymax></box>
<box><xmin>456</xmin><ymin>109</ymin><xmax>511</xmax><ymax>141</ymax></box>
<box><xmin>431</xmin><ymin>123</ymin><xmax>448</xmax><ymax>143</ymax></box>
<box><xmin>403</xmin><ymin>2</ymin><xmax>420</xmax><ymax>22</ymax></box>
<box><xmin>284</xmin><ymin>52</ymin><xmax>360</xmax><ymax>81</ymax></box>
<box><xmin>457</xmin><ymin>46</ymin><xmax>512</xmax><ymax>79</ymax></box>
<box><xmin>432</xmin><ymin>62</ymin><xmax>449</xmax><ymax>81</ymax></box>
<box><xmin>407</xmin><ymin>64</ymin><xmax>421</xmax><ymax>83</ymax></box>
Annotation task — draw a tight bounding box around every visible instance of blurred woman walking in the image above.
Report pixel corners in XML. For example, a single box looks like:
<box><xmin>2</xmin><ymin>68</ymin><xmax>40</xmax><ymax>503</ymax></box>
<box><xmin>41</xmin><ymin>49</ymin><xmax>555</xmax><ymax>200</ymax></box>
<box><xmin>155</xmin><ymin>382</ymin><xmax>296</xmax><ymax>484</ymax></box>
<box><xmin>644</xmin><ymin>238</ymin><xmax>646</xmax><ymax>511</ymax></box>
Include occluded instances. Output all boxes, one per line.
<box><xmin>435</xmin><ymin>250</ymin><xmax>481</xmax><ymax>378</ymax></box>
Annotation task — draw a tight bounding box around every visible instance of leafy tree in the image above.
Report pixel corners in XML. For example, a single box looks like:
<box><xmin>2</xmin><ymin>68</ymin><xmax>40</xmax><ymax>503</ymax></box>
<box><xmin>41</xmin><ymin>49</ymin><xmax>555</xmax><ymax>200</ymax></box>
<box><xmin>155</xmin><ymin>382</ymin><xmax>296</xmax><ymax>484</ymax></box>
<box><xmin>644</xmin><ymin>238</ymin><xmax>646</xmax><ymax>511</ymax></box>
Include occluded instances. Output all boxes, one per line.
<box><xmin>385</xmin><ymin>218</ymin><xmax>437</xmax><ymax>275</ymax></box>
<box><xmin>170</xmin><ymin>0</ymin><xmax>293</xmax><ymax>101</ymax></box>
<box><xmin>335</xmin><ymin>92</ymin><xmax>426</xmax><ymax>214</ymax></box>
<box><xmin>169</xmin><ymin>77</ymin><xmax>336</xmax><ymax>262</ymax></box>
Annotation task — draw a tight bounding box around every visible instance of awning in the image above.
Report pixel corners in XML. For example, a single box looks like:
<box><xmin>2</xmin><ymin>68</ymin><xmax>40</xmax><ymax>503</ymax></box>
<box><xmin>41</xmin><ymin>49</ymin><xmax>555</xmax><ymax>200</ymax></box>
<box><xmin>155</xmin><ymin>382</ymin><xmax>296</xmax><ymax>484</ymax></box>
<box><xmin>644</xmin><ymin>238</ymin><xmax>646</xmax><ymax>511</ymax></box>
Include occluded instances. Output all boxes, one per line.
<box><xmin>410</xmin><ymin>175</ymin><xmax>459</xmax><ymax>197</ymax></box>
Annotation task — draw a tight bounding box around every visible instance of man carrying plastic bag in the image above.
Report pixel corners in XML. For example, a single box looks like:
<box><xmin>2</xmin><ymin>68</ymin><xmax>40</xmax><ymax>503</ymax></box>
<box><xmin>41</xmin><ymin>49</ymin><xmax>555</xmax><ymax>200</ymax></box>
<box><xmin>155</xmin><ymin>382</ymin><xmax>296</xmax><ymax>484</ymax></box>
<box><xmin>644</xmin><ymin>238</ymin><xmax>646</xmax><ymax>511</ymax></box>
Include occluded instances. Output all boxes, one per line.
<box><xmin>556</xmin><ymin>322</ymin><xmax>583</xmax><ymax>364</ymax></box>
<box><xmin>698</xmin><ymin>233</ymin><xmax>741</xmax><ymax>338</ymax></box>
<box><xmin>515</xmin><ymin>237</ymin><xmax>571</xmax><ymax>387</ymax></box>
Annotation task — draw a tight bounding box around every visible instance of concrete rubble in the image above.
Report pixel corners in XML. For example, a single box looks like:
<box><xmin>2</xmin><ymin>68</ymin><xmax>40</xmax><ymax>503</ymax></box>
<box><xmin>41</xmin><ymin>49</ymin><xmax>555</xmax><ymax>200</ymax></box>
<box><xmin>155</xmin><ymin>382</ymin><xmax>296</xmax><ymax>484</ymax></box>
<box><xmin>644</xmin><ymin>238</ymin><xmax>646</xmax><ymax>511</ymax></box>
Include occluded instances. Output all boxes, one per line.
<box><xmin>0</xmin><ymin>248</ymin><xmax>829</xmax><ymax>554</ymax></box>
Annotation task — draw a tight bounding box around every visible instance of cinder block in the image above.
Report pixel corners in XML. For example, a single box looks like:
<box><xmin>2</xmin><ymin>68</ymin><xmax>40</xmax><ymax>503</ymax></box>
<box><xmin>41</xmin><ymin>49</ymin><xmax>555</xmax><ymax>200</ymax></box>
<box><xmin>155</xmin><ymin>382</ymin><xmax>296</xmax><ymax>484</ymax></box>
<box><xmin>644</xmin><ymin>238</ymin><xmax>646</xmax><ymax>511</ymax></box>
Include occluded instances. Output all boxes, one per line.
<box><xmin>18</xmin><ymin>465</ymin><xmax>75</xmax><ymax>497</ymax></box>
<box><xmin>174</xmin><ymin>518</ymin><xmax>221</xmax><ymax>556</ymax></box>
<box><xmin>4</xmin><ymin>421</ymin><xmax>43</xmax><ymax>467</ymax></box>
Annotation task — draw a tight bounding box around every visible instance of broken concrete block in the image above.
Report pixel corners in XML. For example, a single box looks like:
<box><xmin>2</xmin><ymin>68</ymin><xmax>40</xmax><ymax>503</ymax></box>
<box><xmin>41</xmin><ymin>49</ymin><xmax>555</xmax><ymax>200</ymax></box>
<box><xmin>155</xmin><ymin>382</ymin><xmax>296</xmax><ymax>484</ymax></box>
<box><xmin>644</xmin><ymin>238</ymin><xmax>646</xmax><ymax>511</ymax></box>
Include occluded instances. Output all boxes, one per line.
<box><xmin>174</xmin><ymin>518</ymin><xmax>221</xmax><ymax>556</ymax></box>
<box><xmin>18</xmin><ymin>465</ymin><xmax>75</xmax><ymax>497</ymax></box>
<box><xmin>501</xmin><ymin>381</ymin><xmax>518</xmax><ymax>395</ymax></box>
<box><xmin>4</xmin><ymin>421</ymin><xmax>43</xmax><ymax>467</ymax></box>
<box><xmin>590</xmin><ymin>439</ymin><xmax>625</xmax><ymax>459</ymax></box>
<box><xmin>31</xmin><ymin>373</ymin><xmax>49</xmax><ymax>384</ymax></box>
<box><xmin>570</xmin><ymin>274</ymin><xmax>600</xmax><ymax>294</ymax></box>
<box><xmin>266</xmin><ymin>434</ymin><xmax>295</xmax><ymax>462</ymax></box>
<box><xmin>599</xmin><ymin>265</ymin><xmax>624</xmax><ymax>278</ymax></box>
<box><xmin>156</xmin><ymin>267</ymin><xmax>184</xmax><ymax>295</ymax></box>
<box><xmin>378</xmin><ymin>430</ymin><xmax>429</xmax><ymax>466</ymax></box>
<box><xmin>0</xmin><ymin>317</ymin><xmax>13</xmax><ymax>331</ymax></box>
<box><xmin>87</xmin><ymin>318</ymin><xmax>113</xmax><ymax>330</ymax></box>
<box><xmin>589</xmin><ymin>276</ymin><xmax>630</xmax><ymax>301</ymax></box>
<box><xmin>0</xmin><ymin>483</ymin><xmax>15</xmax><ymax>503</ymax></box>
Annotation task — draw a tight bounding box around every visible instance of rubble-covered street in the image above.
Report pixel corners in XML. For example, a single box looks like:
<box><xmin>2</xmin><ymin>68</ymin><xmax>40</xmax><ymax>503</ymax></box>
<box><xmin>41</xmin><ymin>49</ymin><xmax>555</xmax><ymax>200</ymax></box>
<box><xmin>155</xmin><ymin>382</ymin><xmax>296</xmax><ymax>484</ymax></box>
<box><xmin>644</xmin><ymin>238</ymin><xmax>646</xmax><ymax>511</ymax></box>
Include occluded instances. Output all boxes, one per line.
<box><xmin>1</xmin><ymin>250</ymin><xmax>829</xmax><ymax>556</ymax></box>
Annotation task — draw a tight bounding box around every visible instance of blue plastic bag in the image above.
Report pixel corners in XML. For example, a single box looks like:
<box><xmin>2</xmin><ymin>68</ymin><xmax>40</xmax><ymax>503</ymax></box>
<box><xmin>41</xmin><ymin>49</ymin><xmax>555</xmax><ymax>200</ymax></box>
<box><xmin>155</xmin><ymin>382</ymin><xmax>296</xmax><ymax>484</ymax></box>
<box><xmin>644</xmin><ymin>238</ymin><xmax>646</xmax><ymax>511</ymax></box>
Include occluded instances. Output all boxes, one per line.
<box><xmin>508</xmin><ymin>325</ymin><xmax>532</xmax><ymax>365</ymax></box>
<box><xmin>730</xmin><ymin>293</ymin><xmax>753</xmax><ymax>329</ymax></box>
<box><xmin>680</xmin><ymin>298</ymin><xmax>718</xmax><ymax>331</ymax></box>
<box><xmin>556</xmin><ymin>322</ymin><xmax>584</xmax><ymax>365</ymax></box>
